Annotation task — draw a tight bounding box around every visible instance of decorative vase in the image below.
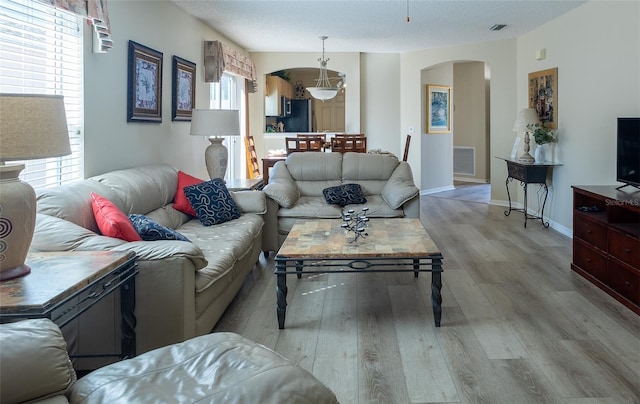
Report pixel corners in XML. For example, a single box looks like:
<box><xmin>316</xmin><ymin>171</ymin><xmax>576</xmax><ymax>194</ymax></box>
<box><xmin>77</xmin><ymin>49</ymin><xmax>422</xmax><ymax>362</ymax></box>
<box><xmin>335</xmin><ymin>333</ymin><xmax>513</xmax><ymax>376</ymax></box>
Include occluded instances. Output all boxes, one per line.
<box><xmin>204</xmin><ymin>137</ymin><xmax>228</xmax><ymax>180</ymax></box>
<box><xmin>534</xmin><ymin>144</ymin><xmax>545</xmax><ymax>163</ymax></box>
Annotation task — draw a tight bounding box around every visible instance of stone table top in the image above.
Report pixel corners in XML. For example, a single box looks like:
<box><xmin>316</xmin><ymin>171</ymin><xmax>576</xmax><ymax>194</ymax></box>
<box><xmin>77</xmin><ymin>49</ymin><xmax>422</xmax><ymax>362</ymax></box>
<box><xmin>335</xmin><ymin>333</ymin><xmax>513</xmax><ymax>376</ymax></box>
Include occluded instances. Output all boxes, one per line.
<box><xmin>0</xmin><ymin>251</ymin><xmax>135</xmax><ymax>314</ymax></box>
<box><xmin>277</xmin><ymin>218</ymin><xmax>440</xmax><ymax>260</ymax></box>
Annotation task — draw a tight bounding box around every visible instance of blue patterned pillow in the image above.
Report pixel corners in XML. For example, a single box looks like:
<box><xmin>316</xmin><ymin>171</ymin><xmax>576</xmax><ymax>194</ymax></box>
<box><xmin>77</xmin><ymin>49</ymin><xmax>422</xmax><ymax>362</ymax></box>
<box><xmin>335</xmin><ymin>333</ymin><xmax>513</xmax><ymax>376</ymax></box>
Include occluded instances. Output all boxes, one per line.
<box><xmin>322</xmin><ymin>183</ymin><xmax>367</xmax><ymax>206</ymax></box>
<box><xmin>128</xmin><ymin>214</ymin><xmax>190</xmax><ymax>242</ymax></box>
<box><xmin>183</xmin><ymin>178</ymin><xmax>241</xmax><ymax>226</ymax></box>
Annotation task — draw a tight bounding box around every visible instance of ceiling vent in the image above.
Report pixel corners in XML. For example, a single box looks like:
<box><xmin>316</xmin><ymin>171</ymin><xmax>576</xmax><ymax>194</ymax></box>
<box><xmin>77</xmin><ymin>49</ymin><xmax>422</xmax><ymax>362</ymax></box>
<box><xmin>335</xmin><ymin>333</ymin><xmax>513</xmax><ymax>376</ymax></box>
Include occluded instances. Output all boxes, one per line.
<box><xmin>490</xmin><ymin>24</ymin><xmax>509</xmax><ymax>31</ymax></box>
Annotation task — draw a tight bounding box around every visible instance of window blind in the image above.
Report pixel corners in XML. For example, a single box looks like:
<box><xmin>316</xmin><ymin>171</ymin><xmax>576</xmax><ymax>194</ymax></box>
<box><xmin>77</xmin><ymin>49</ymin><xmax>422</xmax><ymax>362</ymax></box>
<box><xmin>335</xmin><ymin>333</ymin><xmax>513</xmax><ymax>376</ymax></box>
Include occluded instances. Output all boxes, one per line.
<box><xmin>0</xmin><ymin>0</ymin><xmax>83</xmax><ymax>188</ymax></box>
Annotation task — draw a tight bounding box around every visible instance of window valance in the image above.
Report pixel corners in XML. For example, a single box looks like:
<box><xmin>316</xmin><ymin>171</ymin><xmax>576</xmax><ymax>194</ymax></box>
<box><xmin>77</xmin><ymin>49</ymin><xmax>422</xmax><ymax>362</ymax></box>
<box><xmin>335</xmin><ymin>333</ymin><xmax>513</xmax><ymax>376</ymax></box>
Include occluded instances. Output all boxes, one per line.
<box><xmin>36</xmin><ymin>0</ymin><xmax>112</xmax><ymax>52</ymax></box>
<box><xmin>204</xmin><ymin>40</ymin><xmax>257</xmax><ymax>93</ymax></box>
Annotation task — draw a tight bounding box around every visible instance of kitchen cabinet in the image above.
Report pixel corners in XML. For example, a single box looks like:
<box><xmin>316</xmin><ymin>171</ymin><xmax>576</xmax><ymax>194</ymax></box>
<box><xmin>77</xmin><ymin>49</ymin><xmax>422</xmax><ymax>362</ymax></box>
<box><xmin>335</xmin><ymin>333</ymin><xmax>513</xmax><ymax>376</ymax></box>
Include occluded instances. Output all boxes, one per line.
<box><xmin>265</xmin><ymin>76</ymin><xmax>293</xmax><ymax>117</ymax></box>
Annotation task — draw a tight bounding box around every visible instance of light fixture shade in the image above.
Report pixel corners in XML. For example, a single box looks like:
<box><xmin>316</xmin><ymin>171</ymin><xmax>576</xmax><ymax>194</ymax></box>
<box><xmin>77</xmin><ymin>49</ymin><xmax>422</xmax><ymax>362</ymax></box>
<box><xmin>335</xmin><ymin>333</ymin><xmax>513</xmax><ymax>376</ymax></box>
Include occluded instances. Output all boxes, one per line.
<box><xmin>0</xmin><ymin>94</ymin><xmax>71</xmax><ymax>162</ymax></box>
<box><xmin>190</xmin><ymin>109</ymin><xmax>240</xmax><ymax>137</ymax></box>
<box><xmin>513</xmin><ymin>108</ymin><xmax>541</xmax><ymax>132</ymax></box>
<box><xmin>306</xmin><ymin>36</ymin><xmax>341</xmax><ymax>102</ymax></box>
<box><xmin>307</xmin><ymin>87</ymin><xmax>338</xmax><ymax>101</ymax></box>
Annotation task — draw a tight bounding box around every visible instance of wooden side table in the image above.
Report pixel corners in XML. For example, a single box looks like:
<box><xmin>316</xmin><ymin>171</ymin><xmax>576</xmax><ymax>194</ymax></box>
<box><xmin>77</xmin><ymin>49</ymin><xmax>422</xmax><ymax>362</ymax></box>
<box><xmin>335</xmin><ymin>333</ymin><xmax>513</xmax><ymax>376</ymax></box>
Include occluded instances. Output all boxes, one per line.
<box><xmin>497</xmin><ymin>157</ymin><xmax>562</xmax><ymax>228</ymax></box>
<box><xmin>0</xmin><ymin>251</ymin><xmax>137</xmax><ymax>359</ymax></box>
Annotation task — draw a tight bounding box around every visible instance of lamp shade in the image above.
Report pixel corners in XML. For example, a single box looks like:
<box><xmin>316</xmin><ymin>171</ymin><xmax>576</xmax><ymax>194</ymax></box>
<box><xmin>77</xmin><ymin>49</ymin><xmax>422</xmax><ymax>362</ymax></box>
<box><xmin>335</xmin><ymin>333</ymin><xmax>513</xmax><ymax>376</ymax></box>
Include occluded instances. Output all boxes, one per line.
<box><xmin>0</xmin><ymin>94</ymin><xmax>71</xmax><ymax>162</ymax></box>
<box><xmin>190</xmin><ymin>109</ymin><xmax>240</xmax><ymax>137</ymax></box>
<box><xmin>513</xmin><ymin>108</ymin><xmax>541</xmax><ymax>133</ymax></box>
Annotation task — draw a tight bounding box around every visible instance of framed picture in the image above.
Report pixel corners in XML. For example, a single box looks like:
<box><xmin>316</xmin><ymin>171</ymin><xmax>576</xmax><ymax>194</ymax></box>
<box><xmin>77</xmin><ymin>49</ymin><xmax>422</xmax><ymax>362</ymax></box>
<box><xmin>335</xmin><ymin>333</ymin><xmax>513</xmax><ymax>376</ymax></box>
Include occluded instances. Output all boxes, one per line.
<box><xmin>426</xmin><ymin>85</ymin><xmax>451</xmax><ymax>133</ymax></box>
<box><xmin>127</xmin><ymin>41</ymin><xmax>163</xmax><ymax>122</ymax></box>
<box><xmin>528</xmin><ymin>67</ymin><xmax>558</xmax><ymax>129</ymax></box>
<box><xmin>172</xmin><ymin>56</ymin><xmax>196</xmax><ymax>121</ymax></box>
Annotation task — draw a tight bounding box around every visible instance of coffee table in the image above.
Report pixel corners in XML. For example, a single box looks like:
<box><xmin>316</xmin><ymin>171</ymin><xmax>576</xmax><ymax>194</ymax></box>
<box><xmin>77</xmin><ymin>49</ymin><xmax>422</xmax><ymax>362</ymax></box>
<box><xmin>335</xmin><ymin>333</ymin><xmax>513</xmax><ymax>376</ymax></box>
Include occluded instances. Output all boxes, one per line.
<box><xmin>274</xmin><ymin>218</ymin><xmax>443</xmax><ymax>329</ymax></box>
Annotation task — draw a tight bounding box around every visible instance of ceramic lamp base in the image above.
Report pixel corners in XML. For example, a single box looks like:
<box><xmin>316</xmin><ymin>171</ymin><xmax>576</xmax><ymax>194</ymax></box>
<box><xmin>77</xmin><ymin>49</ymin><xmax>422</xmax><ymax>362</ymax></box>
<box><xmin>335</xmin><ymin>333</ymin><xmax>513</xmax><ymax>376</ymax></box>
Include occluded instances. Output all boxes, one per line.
<box><xmin>0</xmin><ymin>164</ymin><xmax>36</xmax><ymax>281</ymax></box>
<box><xmin>204</xmin><ymin>137</ymin><xmax>228</xmax><ymax>180</ymax></box>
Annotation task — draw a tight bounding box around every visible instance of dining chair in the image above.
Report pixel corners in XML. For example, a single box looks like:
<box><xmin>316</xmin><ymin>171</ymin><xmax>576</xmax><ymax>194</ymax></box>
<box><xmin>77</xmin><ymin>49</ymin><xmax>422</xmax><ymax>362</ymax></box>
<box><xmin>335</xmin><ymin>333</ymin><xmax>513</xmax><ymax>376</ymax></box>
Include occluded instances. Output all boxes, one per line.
<box><xmin>285</xmin><ymin>137</ymin><xmax>323</xmax><ymax>153</ymax></box>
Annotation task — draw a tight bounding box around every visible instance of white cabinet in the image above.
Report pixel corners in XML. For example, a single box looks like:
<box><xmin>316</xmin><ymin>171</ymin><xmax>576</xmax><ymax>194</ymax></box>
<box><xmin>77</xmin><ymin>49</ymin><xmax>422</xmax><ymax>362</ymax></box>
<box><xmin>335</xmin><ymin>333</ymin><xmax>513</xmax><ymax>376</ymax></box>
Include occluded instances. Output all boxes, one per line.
<box><xmin>265</xmin><ymin>76</ymin><xmax>293</xmax><ymax>116</ymax></box>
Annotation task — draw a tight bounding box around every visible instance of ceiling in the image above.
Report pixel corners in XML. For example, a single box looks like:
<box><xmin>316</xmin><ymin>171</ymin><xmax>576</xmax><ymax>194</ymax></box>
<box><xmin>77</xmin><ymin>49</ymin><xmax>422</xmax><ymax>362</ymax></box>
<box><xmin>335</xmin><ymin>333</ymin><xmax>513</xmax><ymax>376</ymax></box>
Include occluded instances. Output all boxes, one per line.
<box><xmin>170</xmin><ymin>0</ymin><xmax>586</xmax><ymax>53</ymax></box>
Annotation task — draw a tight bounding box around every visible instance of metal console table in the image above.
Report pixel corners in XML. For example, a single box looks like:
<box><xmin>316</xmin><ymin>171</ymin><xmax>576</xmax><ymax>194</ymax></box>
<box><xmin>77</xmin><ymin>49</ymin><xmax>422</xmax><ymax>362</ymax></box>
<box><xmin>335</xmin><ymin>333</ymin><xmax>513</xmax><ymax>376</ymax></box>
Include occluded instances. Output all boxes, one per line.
<box><xmin>497</xmin><ymin>157</ymin><xmax>562</xmax><ymax>228</ymax></box>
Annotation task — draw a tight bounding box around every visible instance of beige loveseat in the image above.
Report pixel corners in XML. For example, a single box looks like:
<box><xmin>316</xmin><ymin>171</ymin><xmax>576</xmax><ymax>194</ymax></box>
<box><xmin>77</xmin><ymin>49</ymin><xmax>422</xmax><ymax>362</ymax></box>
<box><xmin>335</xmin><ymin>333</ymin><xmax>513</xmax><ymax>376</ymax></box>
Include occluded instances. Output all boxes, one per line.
<box><xmin>263</xmin><ymin>152</ymin><xmax>420</xmax><ymax>252</ymax></box>
<box><xmin>0</xmin><ymin>319</ymin><xmax>338</xmax><ymax>404</ymax></box>
<box><xmin>32</xmin><ymin>164</ymin><xmax>265</xmax><ymax>355</ymax></box>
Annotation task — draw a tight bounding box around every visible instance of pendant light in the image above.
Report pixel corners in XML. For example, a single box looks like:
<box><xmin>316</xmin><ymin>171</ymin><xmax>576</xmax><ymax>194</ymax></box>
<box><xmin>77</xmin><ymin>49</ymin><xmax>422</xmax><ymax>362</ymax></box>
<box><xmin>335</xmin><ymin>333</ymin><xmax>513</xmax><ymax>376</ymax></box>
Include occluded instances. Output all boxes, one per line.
<box><xmin>306</xmin><ymin>36</ymin><xmax>339</xmax><ymax>102</ymax></box>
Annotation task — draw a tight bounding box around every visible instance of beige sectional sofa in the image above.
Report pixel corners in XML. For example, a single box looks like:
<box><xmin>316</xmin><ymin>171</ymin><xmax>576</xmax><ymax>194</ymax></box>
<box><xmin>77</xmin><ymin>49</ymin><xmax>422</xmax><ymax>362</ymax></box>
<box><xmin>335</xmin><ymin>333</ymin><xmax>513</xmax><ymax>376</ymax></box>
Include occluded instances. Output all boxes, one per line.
<box><xmin>262</xmin><ymin>152</ymin><xmax>420</xmax><ymax>252</ymax></box>
<box><xmin>31</xmin><ymin>164</ymin><xmax>265</xmax><ymax>355</ymax></box>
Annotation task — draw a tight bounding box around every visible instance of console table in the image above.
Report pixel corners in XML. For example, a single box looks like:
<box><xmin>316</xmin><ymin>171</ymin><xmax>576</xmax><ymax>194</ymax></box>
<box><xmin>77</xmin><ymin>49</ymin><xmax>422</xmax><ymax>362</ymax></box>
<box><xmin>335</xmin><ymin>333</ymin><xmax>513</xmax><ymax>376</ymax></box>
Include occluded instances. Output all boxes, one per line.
<box><xmin>497</xmin><ymin>157</ymin><xmax>562</xmax><ymax>228</ymax></box>
<box><xmin>0</xmin><ymin>251</ymin><xmax>138</xmax><ymax>359</ymax></box>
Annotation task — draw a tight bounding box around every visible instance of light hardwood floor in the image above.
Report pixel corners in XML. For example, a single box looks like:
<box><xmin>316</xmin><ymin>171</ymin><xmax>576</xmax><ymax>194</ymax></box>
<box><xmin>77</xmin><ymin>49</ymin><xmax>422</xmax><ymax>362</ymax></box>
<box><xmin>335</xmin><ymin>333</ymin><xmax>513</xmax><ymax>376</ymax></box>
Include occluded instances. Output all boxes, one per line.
<box><xmin>214</xmin><ymin>192</ymin><xmax>640</xmax><ymax>404</ymax></box>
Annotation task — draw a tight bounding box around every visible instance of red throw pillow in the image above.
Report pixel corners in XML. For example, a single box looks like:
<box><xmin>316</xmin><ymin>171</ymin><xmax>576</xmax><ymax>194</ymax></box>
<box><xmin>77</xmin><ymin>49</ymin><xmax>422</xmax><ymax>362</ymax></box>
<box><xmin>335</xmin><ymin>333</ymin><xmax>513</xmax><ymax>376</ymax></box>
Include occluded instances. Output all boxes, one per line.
<box><xmin>90</xmin><ymin>192</ymin><xmax>142</xmax><ymax>241</ymax></box>
<box><xmin>174</xmin><ymin>171</ymin><xmax>205</xmax><ymax>216</ymax></box>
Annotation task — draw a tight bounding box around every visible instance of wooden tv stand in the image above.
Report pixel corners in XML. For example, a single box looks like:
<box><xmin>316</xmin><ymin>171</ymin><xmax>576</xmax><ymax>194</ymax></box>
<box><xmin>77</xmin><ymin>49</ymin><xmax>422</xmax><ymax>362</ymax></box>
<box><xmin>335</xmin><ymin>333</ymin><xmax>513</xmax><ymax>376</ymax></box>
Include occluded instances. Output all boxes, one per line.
<box><xmin>571</xmin><ymin>186</ymin><xmax>639</xmax><ymax>314</ymax></box>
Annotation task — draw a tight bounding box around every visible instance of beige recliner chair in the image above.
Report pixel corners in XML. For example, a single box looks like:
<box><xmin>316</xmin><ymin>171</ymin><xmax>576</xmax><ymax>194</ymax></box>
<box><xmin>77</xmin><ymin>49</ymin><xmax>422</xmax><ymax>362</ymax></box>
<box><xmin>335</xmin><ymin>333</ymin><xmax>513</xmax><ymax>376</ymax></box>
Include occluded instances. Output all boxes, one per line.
<box><xmin>0</xmin><ymin>319</ymin><xmax>338</xmax><ymax>404</ymax></box>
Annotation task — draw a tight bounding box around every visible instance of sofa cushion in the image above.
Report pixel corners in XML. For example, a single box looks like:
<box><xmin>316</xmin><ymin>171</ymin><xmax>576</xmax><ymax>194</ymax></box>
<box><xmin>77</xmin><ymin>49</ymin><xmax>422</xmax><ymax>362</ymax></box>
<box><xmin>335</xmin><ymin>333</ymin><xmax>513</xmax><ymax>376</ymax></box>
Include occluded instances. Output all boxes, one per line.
<box><xmin>0</xmin><ymin>319</ymin><xmax>76</xmax><ymax>404</ymax></box>
<box><xmin>90</xmin><ymin>193</ymin><xmax>142</xmax><ymax>241</ymax></box>
<box><xmin>322</xmin><ymin>183</ymin><xmax>367</xmax><ymax>206</ymax></box>
<box><xmin>277</xmin><ymin>196</ymin><xmax>342</xmax><ymax>219</ymax></box>
<box><xmin>31</xmin><ymin>214</ymin><xmax>125</xmax><ymax>251</ymax></box>
<box><xmin>174</xmin><ymin>171</ymin><xmax>206</xmax><ymax>216</ymax></box>
<box><xmin>68</xmin><ymin>332</ymin><xmax>338</xmax><ymax>404</ymax></box>
<box><xmin>36</xmin><ymin>180</ymin><xmax>119</xmax><ymax>234</ymax></box>
<box><xmin>184</xmin><ymin>179</ymin><xmax>241</xmax><ymax>226</ymax></box>
<box><xmin>381</xmin><ymin>162</ymin><xmax>420</xmax><ymax>209</ymax></box>
<box><xmin>91</xmin><ymin>164</ymin><xmax>178</xmax><ymax>217</ymax></box>
<box><xmin>129</xmin><ymin>214</ymin><xmax>190</xmax><ymax>242</ymax></box>
<box><xmin>178</xmin><ymin>214</ymin><xmax>264</xmax><ymax>293</ymax></box>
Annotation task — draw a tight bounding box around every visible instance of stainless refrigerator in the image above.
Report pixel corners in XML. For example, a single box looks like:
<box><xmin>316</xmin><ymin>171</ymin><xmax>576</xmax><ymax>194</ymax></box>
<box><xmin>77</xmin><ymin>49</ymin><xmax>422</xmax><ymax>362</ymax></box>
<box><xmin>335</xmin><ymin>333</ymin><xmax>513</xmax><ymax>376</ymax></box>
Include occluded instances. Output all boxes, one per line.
<box><xmin>282</xmin><ymin>99</ymin><xmax>312</xmax><ymax>132</ymax></box>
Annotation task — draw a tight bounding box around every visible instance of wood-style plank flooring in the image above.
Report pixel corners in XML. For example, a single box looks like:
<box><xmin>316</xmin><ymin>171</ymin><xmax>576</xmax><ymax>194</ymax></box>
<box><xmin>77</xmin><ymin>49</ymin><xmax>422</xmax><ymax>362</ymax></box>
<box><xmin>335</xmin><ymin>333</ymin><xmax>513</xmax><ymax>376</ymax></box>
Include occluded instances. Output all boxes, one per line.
<box><xmin>214</xmin><ymin>188</ymin><xmax>640</xmax><ymax>403</ymax></box>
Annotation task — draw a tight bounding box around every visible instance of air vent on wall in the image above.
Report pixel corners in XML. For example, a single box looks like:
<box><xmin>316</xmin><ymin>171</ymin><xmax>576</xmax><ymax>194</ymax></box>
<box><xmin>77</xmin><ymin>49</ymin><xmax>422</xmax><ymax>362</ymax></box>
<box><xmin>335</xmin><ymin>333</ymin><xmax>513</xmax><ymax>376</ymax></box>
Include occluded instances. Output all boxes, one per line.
<box><xmin>490</xmin><ymin>24</ymin><xmax>509</xmax><ymax>31</ymax></box>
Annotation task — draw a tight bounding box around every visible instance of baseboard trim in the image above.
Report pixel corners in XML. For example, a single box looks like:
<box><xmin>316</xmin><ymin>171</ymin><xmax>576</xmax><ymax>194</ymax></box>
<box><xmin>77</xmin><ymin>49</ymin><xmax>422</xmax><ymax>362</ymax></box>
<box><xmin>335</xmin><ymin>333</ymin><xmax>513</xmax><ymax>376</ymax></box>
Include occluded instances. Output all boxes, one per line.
<box><xmin>490</xmin><ymin>199</ymin><xmax>573</xmax><ymax>237</ymax></box>
<box><xmin>453</xmin><ymin>177</ymin><xmax>489</xmax><ymax>184</ymax></box>
<box><xmin>421</xmin><ymin>185</ymin><xmax>456</xmax><ymax>195</ymax></box>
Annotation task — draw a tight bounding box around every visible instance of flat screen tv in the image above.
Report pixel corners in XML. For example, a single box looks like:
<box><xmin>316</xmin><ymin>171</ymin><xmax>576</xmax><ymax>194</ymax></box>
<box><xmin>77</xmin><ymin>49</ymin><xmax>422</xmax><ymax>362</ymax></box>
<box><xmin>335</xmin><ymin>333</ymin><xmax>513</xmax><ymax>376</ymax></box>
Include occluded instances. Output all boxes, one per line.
<box><xmin>617</xmin><ymin>117</ymin><xmax>640</xmax><ymax>189</ymax></box>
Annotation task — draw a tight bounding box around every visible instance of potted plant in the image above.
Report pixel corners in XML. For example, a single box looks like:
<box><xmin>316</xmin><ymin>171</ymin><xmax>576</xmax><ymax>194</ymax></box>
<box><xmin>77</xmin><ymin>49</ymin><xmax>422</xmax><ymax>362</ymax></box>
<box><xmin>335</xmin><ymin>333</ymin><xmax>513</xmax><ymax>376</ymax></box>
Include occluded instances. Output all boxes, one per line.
<box><xmin>527</xmin><ymin>122</ymin><xmax>557</xmax><ymax>162</ymax></box>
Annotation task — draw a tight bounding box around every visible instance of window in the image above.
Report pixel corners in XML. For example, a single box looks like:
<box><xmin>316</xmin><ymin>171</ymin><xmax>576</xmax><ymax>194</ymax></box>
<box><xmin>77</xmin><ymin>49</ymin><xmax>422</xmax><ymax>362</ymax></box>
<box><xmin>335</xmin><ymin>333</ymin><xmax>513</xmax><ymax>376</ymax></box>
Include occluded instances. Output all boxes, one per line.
<box><xmin>210</xmin><ymin>73</ymin><xmax>245</xmax><ymax>181</ymax></box>
<box><xmin>0</xmin><ymin>0</ymin><xmax>83</xmax><ymax>188</ymax></box>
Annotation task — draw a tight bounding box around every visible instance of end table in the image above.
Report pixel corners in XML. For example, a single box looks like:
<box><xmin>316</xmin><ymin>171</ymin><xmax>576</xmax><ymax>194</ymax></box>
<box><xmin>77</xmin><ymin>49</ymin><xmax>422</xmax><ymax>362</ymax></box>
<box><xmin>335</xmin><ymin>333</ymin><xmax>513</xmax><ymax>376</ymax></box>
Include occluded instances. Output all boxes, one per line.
<box><xmin>0</xmin><ymin>251</ymin><xmax>138</xmax><ymax>359</ymax></box>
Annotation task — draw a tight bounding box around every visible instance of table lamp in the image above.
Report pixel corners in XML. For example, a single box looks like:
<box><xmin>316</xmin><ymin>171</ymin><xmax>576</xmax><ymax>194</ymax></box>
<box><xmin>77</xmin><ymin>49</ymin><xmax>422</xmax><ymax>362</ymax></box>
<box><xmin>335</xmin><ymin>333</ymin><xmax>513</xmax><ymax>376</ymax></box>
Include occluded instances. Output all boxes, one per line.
<box><xmin>513</xmin><ymin>108</ymin><xmax>541</xmax><ymax>164</ymax></box>
<box><xmin>0</xmin><ymin>94</ymin><xmax>71</xmax><ymax>281</ymax></box>
<box><xmin>190</xmin><ymin>109</ymin><xmax>240</xmax><ymax>179</ymax></box>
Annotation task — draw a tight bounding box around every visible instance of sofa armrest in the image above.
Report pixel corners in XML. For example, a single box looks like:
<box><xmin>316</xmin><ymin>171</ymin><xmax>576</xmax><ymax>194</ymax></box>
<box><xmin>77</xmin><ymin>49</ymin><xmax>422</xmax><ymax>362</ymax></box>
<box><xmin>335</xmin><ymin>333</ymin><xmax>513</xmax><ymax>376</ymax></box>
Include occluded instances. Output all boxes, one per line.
<box><xmin>0</xmin><ymin>319</ymin><xmax>76</xmax><ymax>404</ymax></box>
<box><xmin>231</xmin><ymin>190</ymin><xmax>267</xmax><ymax>214</ymax></box>
<box><xmin>33</xmin><ymin>214</ymin><xmax>208</xmax><ymax>270</ymax></box>
<box><xmin>381</xmin><ymin>162</ymin><xmax>419</xmax><ymax>209</ymax></box>
<box><xmin>263</xmin><ymin>162</ymin><xmax>300</xmax><ymax>208</ymax></box>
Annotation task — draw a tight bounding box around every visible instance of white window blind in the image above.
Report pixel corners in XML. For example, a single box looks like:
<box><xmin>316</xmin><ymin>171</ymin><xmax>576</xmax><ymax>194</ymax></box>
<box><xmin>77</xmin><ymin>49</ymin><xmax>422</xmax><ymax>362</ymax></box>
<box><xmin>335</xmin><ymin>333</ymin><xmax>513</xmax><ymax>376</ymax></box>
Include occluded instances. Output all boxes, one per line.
<box><xmin>0</xmin><ymin>0</ymin><xmax>83</xmax><ymax>188</ymax></box>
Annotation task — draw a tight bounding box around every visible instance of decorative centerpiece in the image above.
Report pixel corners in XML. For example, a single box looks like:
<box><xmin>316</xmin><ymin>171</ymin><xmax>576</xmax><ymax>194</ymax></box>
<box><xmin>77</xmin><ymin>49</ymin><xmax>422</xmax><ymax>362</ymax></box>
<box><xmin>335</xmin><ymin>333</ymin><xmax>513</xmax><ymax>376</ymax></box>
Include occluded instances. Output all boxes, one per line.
<box><xmin>341</xmin><ymin>207</ymin><xmax>369</xmax><ymax>243</ymax></box>
<box><xmin>527</xmin><ymin>122</ymin><xmax>557</xmax><ymax>162</ymax></box>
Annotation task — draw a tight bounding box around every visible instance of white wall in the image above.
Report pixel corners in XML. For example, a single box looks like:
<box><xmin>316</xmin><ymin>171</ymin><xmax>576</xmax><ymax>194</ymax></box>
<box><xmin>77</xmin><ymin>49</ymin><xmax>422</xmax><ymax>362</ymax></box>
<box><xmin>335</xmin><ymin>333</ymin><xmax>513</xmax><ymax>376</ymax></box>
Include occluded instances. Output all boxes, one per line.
<box><xmin>515</xmin><ymin>0</ymin><xmax>640</xmax><ymax>233</ymax></box>
<box><xmin>453</xmin><ymin>62</ymin><xmax>489</xmax><ymax>182</ymax></box>
<box><xmin>83</xmin><ymin>0</ymin><xmax>246</xmax><ymax>179</ymax></box>
<box><xmin>360</xmin><ymin>53</ymin><xmax>402</xmax><ymax>155</ymax></box>
<box><xmin>420</xmin><ymin>64</ymin><xmax>454</xmax><ymax>191</ymax></box>
<box><xmin>401</xmin><ymin>39</ymin><xmax>517</xmax><ymax>196</ymax></box>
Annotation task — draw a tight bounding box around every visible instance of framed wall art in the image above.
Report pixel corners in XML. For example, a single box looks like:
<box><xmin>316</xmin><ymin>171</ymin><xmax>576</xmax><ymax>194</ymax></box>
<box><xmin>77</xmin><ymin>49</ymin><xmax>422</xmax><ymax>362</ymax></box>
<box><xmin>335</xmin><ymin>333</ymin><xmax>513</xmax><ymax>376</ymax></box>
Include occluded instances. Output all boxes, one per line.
<box><xmin>172</xmin><ymin>56</ymin><xmax>196</xmax><ymax>121</ymax></box>
<box><xmin>127</xmin><ymin>40</ymin><xmax>163</xmax><ymax>122</ymax></box>
<box><xmin>426</xmin><ymin>85</ymin><xmax>451</xmax><ymax>134</ymax></box>
<box><xmin>528</xmin><ymin>67</ymin><xmax>558</xmax><ymax>129</ymax></box>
